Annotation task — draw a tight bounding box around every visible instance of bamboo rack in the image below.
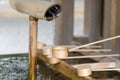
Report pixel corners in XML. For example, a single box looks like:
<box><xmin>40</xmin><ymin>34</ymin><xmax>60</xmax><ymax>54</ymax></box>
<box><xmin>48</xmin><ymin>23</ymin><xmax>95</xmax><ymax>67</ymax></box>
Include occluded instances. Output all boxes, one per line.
<box><xmin>37</xmin><ymin>52</ymin><xmax>94</xmax><ymax>80</ymax></box>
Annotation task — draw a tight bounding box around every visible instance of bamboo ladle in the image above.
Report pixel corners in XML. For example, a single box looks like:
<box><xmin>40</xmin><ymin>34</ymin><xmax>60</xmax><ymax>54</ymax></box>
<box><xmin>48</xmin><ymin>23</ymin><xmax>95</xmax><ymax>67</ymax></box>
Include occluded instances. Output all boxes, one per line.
<box><xmin>69</xmin><ymin>35</ymin><xmax>120</xmax><ymax>52</ymax></box>
<box><xmin>76</xmin><ymin>64</ymin><xmax>120</xmax><ymax>77</ymax></box>
<box><xmin>52</xmin><ymin>35</ymin><xmax>120</xmax><ymax>59</ymax></box>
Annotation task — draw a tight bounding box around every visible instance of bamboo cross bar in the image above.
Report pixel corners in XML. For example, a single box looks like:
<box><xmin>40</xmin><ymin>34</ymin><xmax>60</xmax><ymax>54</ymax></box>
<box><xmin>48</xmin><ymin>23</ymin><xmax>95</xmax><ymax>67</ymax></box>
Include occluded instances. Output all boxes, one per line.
<box><xmin>28</xmin><ymin>16</ymin><xmax>38</xmax><ymax>80</ymax></box>
<box><xmin>75</xmin><ymin>62</ymin><xmax>120</xmax><ymax>77</ymax></box>
<box><xmin>37</xmin><ymin>44</ymin><xmax>102</xmax><ymax>50</ymax></box>
<box><xmin>69</xmin><ymin>35</ymin><xmax>120</xmax><ymax>52</ymax></box>
<box><xmin>85</xmin><ymin>46</ymin><xmax>102</xmax><ymax>48</ymax></box>
<box><xmin>72</xmin><ymin>62</ymin><xmax>116</xmax><ymax>69</ymax></box>
<box><xmin>70</xmin><ymin>49</ymin><xmax>112</xmax><ymax>52</ymax></box>
<box><xmin>54</xmin><ymin>45</ymin><xmax>102</xmax><ymax>48</ymax></box>
<box><xmin>92</xmin><ymin>68</ymin><xmax>120</xmax><ymax>71</ymax></box>
<box><xmin>60</xmin><ymin>54</ymin><xmax>119</xmax><ymax>59</ymax></box>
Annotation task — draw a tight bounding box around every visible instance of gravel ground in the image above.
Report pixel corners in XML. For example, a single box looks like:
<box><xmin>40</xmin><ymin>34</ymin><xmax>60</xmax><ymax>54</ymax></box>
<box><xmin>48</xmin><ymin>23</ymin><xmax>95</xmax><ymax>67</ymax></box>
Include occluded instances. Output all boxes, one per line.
<box><xmin>0</xmin><ymin>57</ymin><xmax>69</xmax><ymax>80</ymax></box>
<box><xmin>0</xmin><ymin>57</ymin><xmax>44</xmax><ymax>80</ymax></box>
<box><xmin>0</xmin><ymin>56</ymin><xmax>120</xmax><ymax>80</ymax></box>
<box><xmin>0</xmin><ymin>57</ymin><xmax>28</xmax><ymax>80</ymax></box>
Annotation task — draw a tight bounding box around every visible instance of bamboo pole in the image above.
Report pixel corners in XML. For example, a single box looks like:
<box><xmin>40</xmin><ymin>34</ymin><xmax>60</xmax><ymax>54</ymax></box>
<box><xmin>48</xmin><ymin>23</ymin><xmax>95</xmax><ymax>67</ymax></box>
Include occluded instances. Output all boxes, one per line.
<box><xmin>28</xmin><ymin>16</ymin><xmax>38</xmax><ymax>80</ymax></box>
<box><xmin>55</xmin><ymin>45</ymin><xmax>102</xmax><ymax>48</ymax></box>
<box><xmin>85</xmin><ymin>46</ymin><xmax>102</xmax><ymax>48</ymax></box>
<box><xmin>70</xmin><ymin>49</ymin><xmax>111</xmax><ymax>52</ymax></box>
<box><xmin>72</xmin><ymin>62</ymin><xmax>116</xmax><ymax>69</ymax></box>
<box><xmin>92</xmin><ymin>68</ymin><xmax>120</xmax><ymax>71</ymax></box>
<box><xmin>73</xmin><ymin>62</ymin><xmax>120</xmax><ymax>72</ymax></box>
<box><xmin>61</xmin><ymin>54</ymin><xmax>119</xmax><ymax>59</ymax></box>
<box><xmin>69</xmin><ymin>35</ymin><xmax>120</xmax><ymax>52</ymax></box>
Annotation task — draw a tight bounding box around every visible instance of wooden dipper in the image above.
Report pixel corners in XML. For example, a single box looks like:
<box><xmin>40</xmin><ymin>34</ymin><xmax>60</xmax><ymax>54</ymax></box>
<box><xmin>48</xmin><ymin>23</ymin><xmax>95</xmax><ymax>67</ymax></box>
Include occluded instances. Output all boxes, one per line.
<box><xmin>47</xmin><ymin>55</ymin><xmax>60</xmax><ymax>64</ymax></box>
<box><xmin>43</xmin><ymin>47</ymin><xmax>52</xmax><ymax>55</ymax></box>
<box><xmin>77</xmin><ymin>64</ymin><xmax>92</xmax><ymax>77</ymax></box>
<box><xmin>37</xmin><ymin>42</ymin><xmax>46</xmax><ymax>49</ymax></box>
<box><xmin>52</xmin><ymin>46</ymin><xmax>68</xmax><ymax>59</ymax></box>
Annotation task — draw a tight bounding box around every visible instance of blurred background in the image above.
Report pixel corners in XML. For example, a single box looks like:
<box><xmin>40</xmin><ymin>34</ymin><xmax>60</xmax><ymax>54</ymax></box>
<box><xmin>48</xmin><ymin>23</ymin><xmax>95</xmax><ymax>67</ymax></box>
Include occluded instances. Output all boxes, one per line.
<box><xmin>0</xmin><ymin>0</ymin><xmax>85</xmax><ymax>80</ymax></box>
<box><xmin>0</xmin><ymin>0</ymin><xmax>84</xmax><ymax>54</ymax></box>
<box><xmin>0</xmin><ymin>0</ymin><xmax>120</xmax><ymax>80</ymax></box>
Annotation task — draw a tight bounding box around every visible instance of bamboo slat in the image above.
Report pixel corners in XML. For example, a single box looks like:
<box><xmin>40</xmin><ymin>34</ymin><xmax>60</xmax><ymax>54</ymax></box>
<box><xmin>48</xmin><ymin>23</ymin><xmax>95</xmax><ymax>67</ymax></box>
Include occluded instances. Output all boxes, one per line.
<box><xmin>37</xmin><ymin>51</ymin><xmax>94</xmax><ymax>80</ymax></box>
